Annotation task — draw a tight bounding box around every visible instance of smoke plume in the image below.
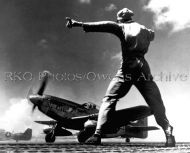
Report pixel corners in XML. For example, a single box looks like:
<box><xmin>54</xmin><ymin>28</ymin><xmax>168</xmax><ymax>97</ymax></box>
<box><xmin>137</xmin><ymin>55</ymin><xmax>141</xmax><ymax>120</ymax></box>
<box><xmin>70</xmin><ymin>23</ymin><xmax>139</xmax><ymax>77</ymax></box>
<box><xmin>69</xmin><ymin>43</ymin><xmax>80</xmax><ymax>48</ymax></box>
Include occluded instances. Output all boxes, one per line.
<box><xmin>0</xmin><ymin>98</ymin><xmax>43</xmax><ymax>136</ymax></box>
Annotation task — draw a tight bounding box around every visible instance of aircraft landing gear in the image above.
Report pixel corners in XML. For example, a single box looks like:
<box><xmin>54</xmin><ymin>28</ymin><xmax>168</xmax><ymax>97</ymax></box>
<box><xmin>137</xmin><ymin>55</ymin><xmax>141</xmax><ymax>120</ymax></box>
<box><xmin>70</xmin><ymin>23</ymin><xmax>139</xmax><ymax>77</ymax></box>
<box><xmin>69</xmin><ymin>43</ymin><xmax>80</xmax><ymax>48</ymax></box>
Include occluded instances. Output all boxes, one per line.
<box><xmin>45</xmin><ymin>131</ymin><xmax>56</xmax><ymax>143</ymax></box>
<box><xmin>125</xmin><ymin>137</ymin><xmax>130</xmax><ymax>143</ymax></box>
<box><xmin>45</xmin><ymin>123</ymin><xmax>58</xmax><ymax>143</ymax></box>
<box><xmin>77</xmin><ymin>127</ymin><xmax>95</xmax><ymax>143</ymax></box>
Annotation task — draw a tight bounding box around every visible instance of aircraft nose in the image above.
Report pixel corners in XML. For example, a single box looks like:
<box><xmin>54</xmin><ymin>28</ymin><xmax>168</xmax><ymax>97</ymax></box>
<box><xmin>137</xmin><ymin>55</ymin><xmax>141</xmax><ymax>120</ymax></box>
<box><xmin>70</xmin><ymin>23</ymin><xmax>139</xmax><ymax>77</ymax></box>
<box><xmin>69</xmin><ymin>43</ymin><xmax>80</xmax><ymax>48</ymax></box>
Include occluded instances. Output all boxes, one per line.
<box><xmin>29</xmin><ymin>95</ymin><xmax>43</xmax><ymax>106</ymax></box>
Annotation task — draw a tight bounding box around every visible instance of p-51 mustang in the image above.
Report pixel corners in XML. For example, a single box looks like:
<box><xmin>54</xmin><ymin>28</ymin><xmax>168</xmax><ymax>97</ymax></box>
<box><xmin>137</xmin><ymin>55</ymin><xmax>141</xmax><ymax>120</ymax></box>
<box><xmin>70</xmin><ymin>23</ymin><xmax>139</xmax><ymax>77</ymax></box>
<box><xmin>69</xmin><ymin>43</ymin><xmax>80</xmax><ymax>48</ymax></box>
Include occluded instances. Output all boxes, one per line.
<box><xmin>28</xmin><ymin>71</ymin><xmax>158</xmax><ymax>143</ymax></box>
<box><xmin>0</xmin><ymin>128</ymin><xmax>32</xmax><ymax>142</ymax></box>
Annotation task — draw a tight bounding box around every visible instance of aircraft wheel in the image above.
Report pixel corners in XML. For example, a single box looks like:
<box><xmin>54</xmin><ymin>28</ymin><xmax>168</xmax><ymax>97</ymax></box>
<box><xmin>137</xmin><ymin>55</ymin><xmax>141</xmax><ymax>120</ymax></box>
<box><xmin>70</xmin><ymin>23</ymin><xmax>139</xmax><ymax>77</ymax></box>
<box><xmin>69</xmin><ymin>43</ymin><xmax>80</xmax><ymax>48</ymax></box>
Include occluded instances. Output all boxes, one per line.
<box><xmin>77</xmin><ymin>128</ymin><xmax>95</xmax><ymax>143</ymax></box>
<box><xmin>125</xmin><ymin>138</ymin><xmax>130</xmax><ymax>143</ymax></box>
<box><xmin>5</xmin><ymin>132</ymin><xmax>11</xmax><ymax>137</ymax></box>
<box><xmin>45</xmin><ymin>132</ymin><xmax>56</xmax><ymax>143</ymax></box>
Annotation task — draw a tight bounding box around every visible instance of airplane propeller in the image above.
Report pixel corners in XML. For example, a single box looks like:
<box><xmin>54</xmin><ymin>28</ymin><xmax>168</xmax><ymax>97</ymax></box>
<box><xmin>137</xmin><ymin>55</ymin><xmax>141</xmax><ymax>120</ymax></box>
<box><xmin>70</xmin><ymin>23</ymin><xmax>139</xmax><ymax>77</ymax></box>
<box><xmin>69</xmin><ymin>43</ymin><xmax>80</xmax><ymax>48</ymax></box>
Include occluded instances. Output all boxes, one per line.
<box><xmin>32</xmin><ymin>103</ymin><xmax>36</xmax><ymax>113</ymax></box>
<box><xmin>26</xmin><ymin>86</ymin><xmax>35</xmax><ymax>112</ymax></box>
<box><xmin>37</xmin><ymin>71</ymin><xmax>49</xmax><ymax>96</ymax></box>
<box><xmin>28</xmin><ymin>71</ymin><xmax>50</xmax><ymax>113</ymax></box>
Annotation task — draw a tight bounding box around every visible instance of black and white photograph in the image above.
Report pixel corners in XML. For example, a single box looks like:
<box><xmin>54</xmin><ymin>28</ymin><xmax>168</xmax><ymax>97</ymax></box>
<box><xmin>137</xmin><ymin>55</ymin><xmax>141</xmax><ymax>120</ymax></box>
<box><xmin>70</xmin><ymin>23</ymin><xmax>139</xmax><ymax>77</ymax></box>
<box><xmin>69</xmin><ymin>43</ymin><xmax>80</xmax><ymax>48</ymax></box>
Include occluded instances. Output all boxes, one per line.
<box><xmin>0</xmin><ymin>0</ymin><xmax>190</xmax><ymax>152</ymax></box>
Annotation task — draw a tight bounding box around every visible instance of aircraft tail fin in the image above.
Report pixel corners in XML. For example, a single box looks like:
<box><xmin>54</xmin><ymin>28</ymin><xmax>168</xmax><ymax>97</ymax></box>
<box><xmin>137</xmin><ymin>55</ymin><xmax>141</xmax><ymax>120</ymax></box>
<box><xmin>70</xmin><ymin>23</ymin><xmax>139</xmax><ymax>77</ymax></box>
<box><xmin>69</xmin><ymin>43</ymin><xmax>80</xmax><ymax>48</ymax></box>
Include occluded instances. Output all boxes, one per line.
<box><xmin>125</xmin><ymin>117</ymin><xmax>159</xmax><ymax>139</ymax></box>
<box><xmin>23</xmin><ymin>128</ymin><xmax>32</xmax><ymax>139</ymax></box>
<box><xmin>130</xmin><ymin>117</ymin><xmax>148</xmax><ymax>127</ymax></box>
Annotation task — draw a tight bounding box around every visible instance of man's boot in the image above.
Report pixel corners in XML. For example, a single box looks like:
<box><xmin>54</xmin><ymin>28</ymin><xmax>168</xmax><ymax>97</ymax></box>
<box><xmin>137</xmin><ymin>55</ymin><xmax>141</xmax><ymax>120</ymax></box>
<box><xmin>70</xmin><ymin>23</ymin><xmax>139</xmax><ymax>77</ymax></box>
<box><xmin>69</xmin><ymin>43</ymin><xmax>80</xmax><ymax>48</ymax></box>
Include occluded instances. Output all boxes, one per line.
<box><xmin>85</xmin><ymin>134</ymin><xmax>101</xmax><ymax>145</ymax></box>
<box><xmin>164</xmin><ymin>125</ymin><xmax>176</xmax><ymax>147</ymax></box>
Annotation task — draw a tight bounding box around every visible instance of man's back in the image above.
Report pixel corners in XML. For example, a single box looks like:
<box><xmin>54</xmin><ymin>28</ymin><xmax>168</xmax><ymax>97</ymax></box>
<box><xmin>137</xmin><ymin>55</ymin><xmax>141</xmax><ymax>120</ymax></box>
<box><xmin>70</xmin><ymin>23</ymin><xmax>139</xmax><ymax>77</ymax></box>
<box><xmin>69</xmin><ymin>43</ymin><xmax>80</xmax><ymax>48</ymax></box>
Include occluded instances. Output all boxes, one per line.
<box><xmin>119</xmin><ymin>22</ymin><xmax>154</xmax><ymax>57</ymax></box>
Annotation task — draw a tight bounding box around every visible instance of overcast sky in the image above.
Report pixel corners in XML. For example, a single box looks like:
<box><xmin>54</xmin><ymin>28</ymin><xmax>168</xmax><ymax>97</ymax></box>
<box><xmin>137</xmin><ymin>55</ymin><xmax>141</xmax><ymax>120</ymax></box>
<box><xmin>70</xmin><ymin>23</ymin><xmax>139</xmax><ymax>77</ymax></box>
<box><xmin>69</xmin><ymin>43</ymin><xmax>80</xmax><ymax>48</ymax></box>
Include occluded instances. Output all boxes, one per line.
<box><xmin>0</xmin><ymin>0</ymin><xmax>190</xmax><ymax>141</ymax></box>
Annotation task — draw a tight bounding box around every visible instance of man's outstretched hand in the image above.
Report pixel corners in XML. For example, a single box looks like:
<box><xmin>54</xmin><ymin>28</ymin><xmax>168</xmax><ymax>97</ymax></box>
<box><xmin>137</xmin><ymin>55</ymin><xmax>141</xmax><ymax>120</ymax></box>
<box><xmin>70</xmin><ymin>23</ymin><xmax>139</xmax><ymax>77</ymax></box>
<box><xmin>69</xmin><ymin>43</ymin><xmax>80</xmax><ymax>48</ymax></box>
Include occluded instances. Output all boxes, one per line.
<box><xmin>66</xmin><ymin>17</ymin><xmax>72</xmax><ymax>28</ymax></box>
<box><xmin>66</xmin><ymin>17</ymin><xmax>81</xmax><ymax>28</ymax></box>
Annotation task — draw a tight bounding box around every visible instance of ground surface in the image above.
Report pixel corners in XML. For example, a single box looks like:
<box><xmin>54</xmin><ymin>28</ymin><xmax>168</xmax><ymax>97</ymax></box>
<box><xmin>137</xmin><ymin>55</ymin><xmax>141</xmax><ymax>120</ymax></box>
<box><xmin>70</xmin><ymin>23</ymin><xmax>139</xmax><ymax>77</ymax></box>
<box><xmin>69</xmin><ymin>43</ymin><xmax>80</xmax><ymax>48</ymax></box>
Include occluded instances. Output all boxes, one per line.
<box><xmin>0</xmin><ymin>138</ymin><xmax>190</xmax><ymax>153</ymax></box>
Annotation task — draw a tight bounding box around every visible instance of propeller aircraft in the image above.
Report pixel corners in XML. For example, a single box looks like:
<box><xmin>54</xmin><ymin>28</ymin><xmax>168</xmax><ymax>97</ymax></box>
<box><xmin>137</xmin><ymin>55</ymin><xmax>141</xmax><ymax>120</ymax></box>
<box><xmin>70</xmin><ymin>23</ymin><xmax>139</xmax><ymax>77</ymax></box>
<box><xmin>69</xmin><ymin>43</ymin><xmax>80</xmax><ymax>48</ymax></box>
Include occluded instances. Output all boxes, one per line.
<box><xmin>0</xmin><ymin>128</ymin><xmax>32</xmax><ymax>142</ymax></box>
<box><xmin>28</xmin><ymin>71</ymin><xmax>159</xmax><ymax>143</ymax></box>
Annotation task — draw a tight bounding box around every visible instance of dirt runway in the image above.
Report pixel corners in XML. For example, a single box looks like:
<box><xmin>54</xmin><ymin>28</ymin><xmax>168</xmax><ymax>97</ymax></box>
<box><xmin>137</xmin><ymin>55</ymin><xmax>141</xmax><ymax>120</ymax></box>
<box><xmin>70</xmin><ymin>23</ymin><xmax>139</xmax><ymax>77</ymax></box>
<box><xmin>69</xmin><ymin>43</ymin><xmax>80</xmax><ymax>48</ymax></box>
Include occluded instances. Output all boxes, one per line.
<box><xmin>0</xmin><ymin>141</ymin><xmax>190</xmax><ymax>153</ymax></box>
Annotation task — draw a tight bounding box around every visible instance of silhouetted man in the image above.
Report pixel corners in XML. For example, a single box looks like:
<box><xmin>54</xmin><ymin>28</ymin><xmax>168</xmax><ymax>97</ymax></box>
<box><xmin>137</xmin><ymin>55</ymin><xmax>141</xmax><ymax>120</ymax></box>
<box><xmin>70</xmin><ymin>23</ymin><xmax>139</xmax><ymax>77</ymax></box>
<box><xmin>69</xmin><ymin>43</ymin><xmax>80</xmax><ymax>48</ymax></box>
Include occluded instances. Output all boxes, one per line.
<box><xmin>66</xmin><ymin>8</ymin><xmax>176</xmax><ymax>147</ymax></box>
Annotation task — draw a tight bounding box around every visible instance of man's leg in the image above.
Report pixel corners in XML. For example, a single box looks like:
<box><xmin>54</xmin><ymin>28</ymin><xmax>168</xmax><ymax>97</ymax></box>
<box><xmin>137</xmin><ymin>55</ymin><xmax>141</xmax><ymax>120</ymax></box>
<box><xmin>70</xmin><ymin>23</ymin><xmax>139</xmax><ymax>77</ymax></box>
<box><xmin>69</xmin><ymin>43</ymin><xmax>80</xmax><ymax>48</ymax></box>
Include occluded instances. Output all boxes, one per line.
<box><xmin>85</xmin><ymin>73</ymin><xmax>132</xmax><ymax>144</ymax></box>
<box><xmin>135</xmin><ymin>80</ymin><xmax>175</xmax><ymax>147</ymax></box>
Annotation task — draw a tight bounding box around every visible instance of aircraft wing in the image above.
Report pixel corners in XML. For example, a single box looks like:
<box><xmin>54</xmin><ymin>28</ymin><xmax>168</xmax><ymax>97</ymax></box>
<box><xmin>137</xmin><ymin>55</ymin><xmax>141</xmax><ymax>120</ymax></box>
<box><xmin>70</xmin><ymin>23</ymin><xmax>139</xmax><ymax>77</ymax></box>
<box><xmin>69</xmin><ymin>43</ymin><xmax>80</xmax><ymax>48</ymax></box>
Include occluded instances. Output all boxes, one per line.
<box><xmin>35</xmin><ymin>120</ymin><xmax>57</xmax><ymax>126</ymax></box>
<box><xmin>34</xmin><ymin>114</ymin><xmax>98</xmax><ymax>131</ymax></box>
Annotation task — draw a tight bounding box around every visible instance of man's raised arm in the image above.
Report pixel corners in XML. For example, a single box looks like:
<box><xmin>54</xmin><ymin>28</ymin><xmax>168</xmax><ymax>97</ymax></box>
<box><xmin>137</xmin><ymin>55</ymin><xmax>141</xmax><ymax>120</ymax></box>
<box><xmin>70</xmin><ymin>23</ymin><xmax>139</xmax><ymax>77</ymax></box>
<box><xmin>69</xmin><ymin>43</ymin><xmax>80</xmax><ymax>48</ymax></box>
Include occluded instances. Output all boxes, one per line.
<box><xmin>66</xmin><ymin>17</ymin><xmax>122</xmax><ymax>37</ymax></box>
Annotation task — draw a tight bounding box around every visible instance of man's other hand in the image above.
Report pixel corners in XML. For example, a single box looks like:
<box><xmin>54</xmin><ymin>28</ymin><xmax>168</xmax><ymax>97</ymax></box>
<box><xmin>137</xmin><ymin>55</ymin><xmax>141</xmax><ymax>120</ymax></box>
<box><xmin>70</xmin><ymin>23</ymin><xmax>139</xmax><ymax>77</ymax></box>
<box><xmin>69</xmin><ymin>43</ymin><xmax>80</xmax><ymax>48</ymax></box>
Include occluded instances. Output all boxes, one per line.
<box><xmin>66</xmin><ymin>17</ymin><xmax>80</xmax><ymax>28</ymax></box>
<box><xmin>66</xmin><ymin>17</ymin><xmax>73</xmax><ymax>28</ymax></box>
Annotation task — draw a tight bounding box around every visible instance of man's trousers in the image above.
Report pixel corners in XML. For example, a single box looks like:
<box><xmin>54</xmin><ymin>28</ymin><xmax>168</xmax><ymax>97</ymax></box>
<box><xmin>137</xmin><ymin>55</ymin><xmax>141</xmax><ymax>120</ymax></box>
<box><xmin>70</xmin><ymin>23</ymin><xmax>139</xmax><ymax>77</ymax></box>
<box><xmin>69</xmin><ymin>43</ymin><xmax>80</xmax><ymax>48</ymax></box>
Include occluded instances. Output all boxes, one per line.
<box><xmin>95</xmin><ymin>57</ymin><xmax>170</xmax><ymax>135</ymax></box>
